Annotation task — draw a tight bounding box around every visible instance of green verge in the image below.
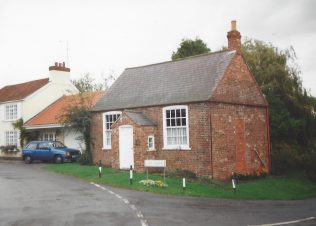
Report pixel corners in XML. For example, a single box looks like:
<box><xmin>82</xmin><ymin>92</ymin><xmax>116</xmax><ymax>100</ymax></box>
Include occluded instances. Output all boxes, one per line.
<box><xmin>44</xmin><ymin>163</ymin><xmax>316</xmax><ymax>200</ymax></box>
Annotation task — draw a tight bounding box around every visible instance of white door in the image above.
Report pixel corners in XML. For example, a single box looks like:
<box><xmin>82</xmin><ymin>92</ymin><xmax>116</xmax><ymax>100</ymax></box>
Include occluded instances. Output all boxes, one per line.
<box><xmin>119</xmin><ymin>125</ymin><xmax>134</xmax><ymax>169</ymax></box>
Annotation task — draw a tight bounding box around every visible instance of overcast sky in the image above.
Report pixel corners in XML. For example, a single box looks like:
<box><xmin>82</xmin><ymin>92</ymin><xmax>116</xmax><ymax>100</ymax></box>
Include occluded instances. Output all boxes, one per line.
<box><xmin>1</xmin><ymin>0</ymin><xmax>315</xmax><ymax>96</ymax></box>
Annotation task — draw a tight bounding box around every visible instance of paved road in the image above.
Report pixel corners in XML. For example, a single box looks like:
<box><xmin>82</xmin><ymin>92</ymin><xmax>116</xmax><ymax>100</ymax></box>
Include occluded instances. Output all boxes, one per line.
<box><xmin>0</xmin><ymin>161</ymin><xmax>315</xmax><ymax>226</ymax></box>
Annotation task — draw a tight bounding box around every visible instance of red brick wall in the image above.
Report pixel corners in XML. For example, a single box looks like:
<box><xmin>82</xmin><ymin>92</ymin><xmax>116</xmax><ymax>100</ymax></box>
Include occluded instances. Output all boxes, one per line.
<box><xmin>91</xmin><ymin>101</ymin><xmax>269</xmax><ymax>180</ymax></box>
<box><xmin>211</xmin><ymin>103</ymin><xmax>268</xmax><ymax>180</ymax></box>
<box><xmin>212</xmin><ymin>54</ymin><xmax>267</xmax><ymax>107</ymax></box>
<box><xmin>91</xmin><ymin>103</ymin><xmax>213</xmax><ymax>177</ymax></box>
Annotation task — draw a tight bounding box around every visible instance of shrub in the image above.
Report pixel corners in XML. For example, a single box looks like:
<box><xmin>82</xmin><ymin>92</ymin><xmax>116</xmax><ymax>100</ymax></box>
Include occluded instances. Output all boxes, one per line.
<box><xmin>299</xmin><ymin>151</ymin><xmax>316</xmax><ymax>182</ymax></box>
<box><xmin>234</xmin><ymin>171</ymin><xmax>267</xmax><ymax>181</ymax></box>
<box><xmin>0</xmin><ymin>145</ymin><xmax>20</xmax><ymax>154</ymax></box>
<box><xmin>271</xmin><ymin>143</ymin><xmax>300</xmax><ymax>175</ymax></box>
<box><xmin>77</xmin><ymin>151</ymin><xmax>92</xmax><ymax>165</ymax></box>
<box><xmin>167</xmin><ymin>169</ymin><xmax>197</xmax><ymax>179</ymax></box>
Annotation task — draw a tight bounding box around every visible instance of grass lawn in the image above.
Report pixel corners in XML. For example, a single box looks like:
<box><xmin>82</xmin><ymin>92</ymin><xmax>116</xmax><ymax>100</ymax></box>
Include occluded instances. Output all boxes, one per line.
<box><xmin>45</xmin><ymin>163</ymin><xmax>316</xmax><ymax>200</ymax></box>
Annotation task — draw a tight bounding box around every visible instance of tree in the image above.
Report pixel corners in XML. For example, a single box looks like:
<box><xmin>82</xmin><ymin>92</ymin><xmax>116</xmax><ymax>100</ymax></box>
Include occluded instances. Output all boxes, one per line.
<box><xmin>58</xmin><ymin>92</ymin><xmax>101</xmax><ymax>165</ymax></box>
<box><xmin>171</xmin><ymin>38</ymin><xmax>210</xmax><ymax>60</ymax></box>
<box><xmin>72</xmin><ymin>72</ymin><xmax>115</xmax><ymax>92</ymax></box>
<box><xmin>12</xmin><ymin>118</ymin><xmax>39</xmax><ymax>148</ymax></box>
<box><xmin>241</xmin><ymin>39</ymin><xmax>316</xmax><ymax>176</ymax></box>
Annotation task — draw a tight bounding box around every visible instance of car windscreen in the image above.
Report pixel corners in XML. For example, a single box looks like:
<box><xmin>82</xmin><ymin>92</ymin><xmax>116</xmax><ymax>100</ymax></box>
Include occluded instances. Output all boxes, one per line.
<box><xmin>26</xmin><ymin>142</ymin><xmax>38</xmax><ymax>150</ymax></box>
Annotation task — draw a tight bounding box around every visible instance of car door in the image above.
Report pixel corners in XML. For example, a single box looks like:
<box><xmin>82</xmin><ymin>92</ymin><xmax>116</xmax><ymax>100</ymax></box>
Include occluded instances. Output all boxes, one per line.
<box><xmin>25</xmin><ymin>142</ymin><xmax>39</xmax><ymax>159</ymax></box>
<box><xmin>37</xmin><ymin>142</ymin><xmax>53</xmax><ymax>161</ymax></box>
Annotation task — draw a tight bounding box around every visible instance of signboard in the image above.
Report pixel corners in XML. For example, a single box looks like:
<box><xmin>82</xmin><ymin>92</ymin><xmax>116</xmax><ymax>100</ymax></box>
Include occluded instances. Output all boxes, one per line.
<box><xmin>144</xmin><ymin>160</ymin><xmax>166</xmax><ymax>168</ymax></box>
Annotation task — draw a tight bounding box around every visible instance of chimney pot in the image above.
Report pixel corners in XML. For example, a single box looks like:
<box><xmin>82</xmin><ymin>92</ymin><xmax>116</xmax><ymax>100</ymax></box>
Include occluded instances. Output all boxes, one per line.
<box><xmin>231</xmin><ymin>20</ymin><xmax>237</xmax><ymax>31</ymax></box>
<box><xmin>55</xmin><ymin>62</ymin><xmax>58</xmax><ymax>66</ymax></box>
<box><xmin>62</xmin><ymin>62</ymin><xmax>65</xmax><ymax>67</ymax></box>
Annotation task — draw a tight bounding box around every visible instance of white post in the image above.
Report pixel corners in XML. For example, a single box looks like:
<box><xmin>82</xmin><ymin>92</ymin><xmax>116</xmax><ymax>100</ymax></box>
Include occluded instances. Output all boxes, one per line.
<box><xmin>129</xmin><ymin>165</ymin><xmax>133</xmax><ymax>185</ymax></box>
<box><xmin>183</xmin><ymin>178</ymin><xmax>186</xmax><ymax>190</ymax></box>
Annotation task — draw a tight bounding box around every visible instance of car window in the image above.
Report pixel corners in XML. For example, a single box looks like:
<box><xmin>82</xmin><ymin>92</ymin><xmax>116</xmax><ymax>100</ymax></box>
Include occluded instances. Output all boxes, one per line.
<box><xmin>51</xmin><ymin>141</ymin><xmax>66</xmax><ymax>148</ymax></box>
<box><xmin>26</xmin><ymin>142</ymin><xmax>37</xmax><ymax>150</ymax></box>
<box><xmin>38</xmin><ymin>142</ymin><xmax>50</xmax><ymax>150</ymax></box>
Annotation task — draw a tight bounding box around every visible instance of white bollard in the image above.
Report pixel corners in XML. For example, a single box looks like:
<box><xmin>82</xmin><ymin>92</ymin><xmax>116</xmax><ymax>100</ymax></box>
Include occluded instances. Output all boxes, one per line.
<box><xmin>129</xmin><ymin>165</ymin><xmax>133</xmax><ymax>185</ymax></box>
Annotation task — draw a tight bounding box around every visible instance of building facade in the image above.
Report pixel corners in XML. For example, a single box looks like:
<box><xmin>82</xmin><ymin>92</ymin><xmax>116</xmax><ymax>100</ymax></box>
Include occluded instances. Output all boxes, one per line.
<box><xmin>0</xmin><ymin>62</ymin><xmax>78</xmax><ymax>156</ymax></box>
<box><xmin>90</xmin><ymin>22</ymin><xmax>270</xmax><ymax>180</ymax></box>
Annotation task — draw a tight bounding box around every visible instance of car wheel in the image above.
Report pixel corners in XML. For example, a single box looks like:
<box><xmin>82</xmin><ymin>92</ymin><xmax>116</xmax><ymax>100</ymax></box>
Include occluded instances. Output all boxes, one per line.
<box><xmin>24</xmin><ymin>156</ymin><xmax>32</xmax><ymax>164</ymax></box>
<box><xmin>55</xmin><ymin>156</ymin><xmax>63</xmax><ymax>164</ymax></box>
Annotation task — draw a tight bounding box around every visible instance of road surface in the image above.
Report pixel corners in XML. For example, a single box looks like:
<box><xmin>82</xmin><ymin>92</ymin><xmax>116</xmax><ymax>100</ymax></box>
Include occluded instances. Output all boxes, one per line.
<box><xmin>0</xmin><ymin>160</ymin><xmax>315</xmax><ymax>226</ymax></box>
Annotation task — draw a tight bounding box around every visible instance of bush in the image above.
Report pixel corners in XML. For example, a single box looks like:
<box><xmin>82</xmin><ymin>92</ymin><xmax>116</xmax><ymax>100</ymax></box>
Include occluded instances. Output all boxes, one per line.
<box><xmin>77</xmin><ymin>151</ymin><xmax>92</xmax><ymax>165</ymax></box>
<box><xmin>0</xmin><ymin>145</ymin><xmax>19</xmax><ymax>154</ymax></box>
<box><xmin>167</xmin><ymin>169</ymin><xmax>197</xmax><ymax>179</ymax></box>
<box><xmin>234</xmin><ymin>171</ymin><xmax>267</xmax><ymax>181</ymax></box>
<box><xmin>271</xmin><ymin>143</ymin><xmax>300</xmax><ymax>175</ymax></box>
<box><xmin>300</xmin><ymin>151</ymin><xmax>316</xmax><ymax>182</ymax></box>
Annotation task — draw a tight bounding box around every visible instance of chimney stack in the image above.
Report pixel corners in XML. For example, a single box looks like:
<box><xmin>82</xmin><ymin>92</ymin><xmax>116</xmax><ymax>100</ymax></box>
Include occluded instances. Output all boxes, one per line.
<box><xmin>49</xmin><ymin>61</ymin><xmax>70</xmax><ymax>72</ymax></box>
<box><xmin>48</xmin><ymin>62</ymin><xmax>71</xmax><ymax>83</ymax></box>
<box><xmin>227</xmin><ymin>20</ymin><xmax>241</xmax><ymax>54</ymax></box>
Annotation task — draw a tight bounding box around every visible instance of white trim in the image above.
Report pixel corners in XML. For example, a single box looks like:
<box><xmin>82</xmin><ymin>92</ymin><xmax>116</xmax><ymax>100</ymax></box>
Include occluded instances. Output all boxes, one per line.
<box><xmin>24</xmin><ymin>124</ymin><xmax>63</xmax><ymax>130</ymax></box>
<box><xmin>0</xmin><ymin>100</ymin><xmax>23</xmax><ymax>105</ymax></box>
<box><xmin>162</xmin><ymin>105</ymin><xmax>190</xmax><ymax>150</ymax></box>
<box><xmin>147</xmin><ymin>135</ymin><xmax>155</xmax><ymax>151</ymax></box>
<box><xmin>102</xmin><ymin>111</ymin><xmax>122</xmax><ymax>149</ymax></box>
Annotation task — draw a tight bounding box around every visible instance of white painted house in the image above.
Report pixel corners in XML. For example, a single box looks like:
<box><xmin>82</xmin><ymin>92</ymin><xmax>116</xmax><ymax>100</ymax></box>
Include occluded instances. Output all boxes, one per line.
<box><xmin>0</xmin><ymin>62</ymin><xmax>78</xmax><ymax>155</ymax></box>
<box><xmin>23</xmin><ymin>91</ymin><xmax>104</xmax><ymax>152</ymax></box>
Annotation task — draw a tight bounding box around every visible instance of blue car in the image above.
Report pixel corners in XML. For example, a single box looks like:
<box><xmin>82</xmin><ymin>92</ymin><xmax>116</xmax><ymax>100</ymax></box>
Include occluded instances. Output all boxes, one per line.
<box><xmin>22</xmin><ymin>141</ymin><xmax>80</xmax><ymax>164</ymax></box>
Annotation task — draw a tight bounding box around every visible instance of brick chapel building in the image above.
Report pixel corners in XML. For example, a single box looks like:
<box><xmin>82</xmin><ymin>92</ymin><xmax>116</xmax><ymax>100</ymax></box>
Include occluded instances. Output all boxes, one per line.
<box><xmin>91</xmin><ymin>21</ymin><xmax>270</xmax><ymax>180</ymax></box>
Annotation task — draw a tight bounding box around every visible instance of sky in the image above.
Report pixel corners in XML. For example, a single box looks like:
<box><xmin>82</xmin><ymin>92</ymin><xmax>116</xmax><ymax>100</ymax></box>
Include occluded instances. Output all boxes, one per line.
<box><xmin>0</xmin><ymin>0</ymin><xmax>315</xmax><ymax>95</ymax></box>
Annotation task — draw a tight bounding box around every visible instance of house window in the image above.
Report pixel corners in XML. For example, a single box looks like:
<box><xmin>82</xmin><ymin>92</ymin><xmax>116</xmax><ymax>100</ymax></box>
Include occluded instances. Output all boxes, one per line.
<box><xmin>163</xmin><ymin>105</ymin><xmax>190</xmax><ymax>150</ymax></box>
<box><xmin>103</xmin><ymin>111</ymin><xmax>121</xmax><ymax>149</ymax></box>
<box><xmin>5</xmin><ymin>104</ymin><xmax>18</xmax><ymax>121</ymax></box>
<box><xmin>5</xmin><ymin>131</ymin><xmax>18</xmax><ymax>146</ymax></box>
<box><xmin>42</xmin><ymin>132</ymin><xmax>55</xmax><ymax>141</ymax></box>
<box><xmin>147</xmin><ymin>135</ymin><xmax>155</xmax><ymax>151</ymax></box>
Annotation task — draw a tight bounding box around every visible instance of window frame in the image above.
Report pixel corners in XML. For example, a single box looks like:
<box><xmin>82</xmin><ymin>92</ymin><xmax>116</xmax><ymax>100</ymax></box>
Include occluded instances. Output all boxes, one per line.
<box><xmin>4</xmin><ymin>103</ymin><xmax>18</xmax><ymax>121</ymax></box>
<box><xmin>102</xmin><ymin>111</ymin><xmax>122</xmax><ymax>150</ymax></box>
<box><xmin>147</xmin><ymin>135</ymin><xmax>155</xmax><ymax>151</ymax></box>
<box><xmin>42</xmin><ymin>132</ymin><xmax>56</xmax><ymax>141</ymax></box>
<box><xmin>5</xmin><ymin>130</ymin><xmax>18</xmax><ymax>146</ymax></box>
<box><xmin>162</xmin><ymin>105</ymin><xmax>190</xmax><ymax>150</ymax></box>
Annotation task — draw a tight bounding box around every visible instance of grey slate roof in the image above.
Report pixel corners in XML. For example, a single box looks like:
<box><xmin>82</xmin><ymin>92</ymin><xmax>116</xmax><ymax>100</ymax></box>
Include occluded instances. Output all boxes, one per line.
<box><xmin>126</xmin><ymin>112</ymin><xmax>156</xmax><ymax>126</ymax></box>
<box><xmin>92</xmin><ymin>50</ymin><xmax>236</xmax><ymax>111</ymax></box>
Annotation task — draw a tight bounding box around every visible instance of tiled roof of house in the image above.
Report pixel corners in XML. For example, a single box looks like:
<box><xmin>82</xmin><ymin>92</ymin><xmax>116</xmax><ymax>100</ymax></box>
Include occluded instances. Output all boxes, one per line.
<box><xmin>24</xmin><ymin>91</ymin><xmax>105</xmax><ymax>128</ymax></box>
<box><xmin>0</xmin><ymin>78</ymin><xmax>49</xmax><ymax>102</ymax></box>
<box><xmin>92</xmin><ymin>50</ymin><xmax>236</xmax><ymax>111</ymax></box>
<box><xmin>126</xmin><ymin>111</ymin><xmax>156</xmax><ymax>126</ymax></box>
